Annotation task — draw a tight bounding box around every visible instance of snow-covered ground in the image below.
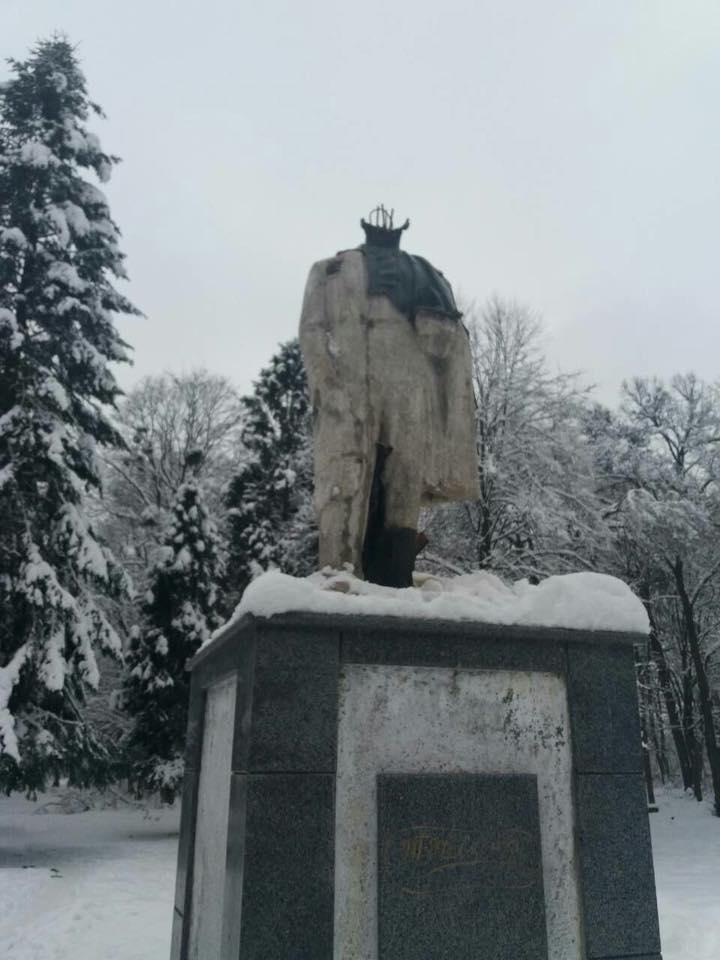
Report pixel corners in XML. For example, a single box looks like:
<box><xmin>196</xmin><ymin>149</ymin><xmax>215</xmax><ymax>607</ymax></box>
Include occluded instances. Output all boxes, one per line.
<box><xmin>0</xmin><ymin>787</ymin><xmax>717</xmax><ymax>959</ymax></box>
<box><xmin>652</xmin><ymin>788</ymin><xmax>720</xmax><ymax>960</ymax></box>
<box><xmin>0</xmin><ymin>794</ymin><xmax>179</xmax><ymax>960</ymax></box>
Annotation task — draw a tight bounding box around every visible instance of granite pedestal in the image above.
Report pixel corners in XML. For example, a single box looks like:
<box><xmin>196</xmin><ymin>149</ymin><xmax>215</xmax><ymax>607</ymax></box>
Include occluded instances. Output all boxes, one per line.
<box><xmin>169</xmin><ymin>611</ymin><xmax>663</xmax><ymax>960</ymax></box>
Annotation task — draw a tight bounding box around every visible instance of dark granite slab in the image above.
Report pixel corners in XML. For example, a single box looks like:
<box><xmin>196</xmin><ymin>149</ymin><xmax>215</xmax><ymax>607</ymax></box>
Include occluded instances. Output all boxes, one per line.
<box><xmin>182</xmin><ymin>677</ymin><xmax>206</xmax><ymax>771</ymax></box>
<box><xmin>248</xmin><ymin>624</ymin><xmax>339</xmax><ymax>772</ymax></box>
<box><xmin>271</xmin><ymin>610</ymin><xmax>641</xmax><ymax>650</ymax></box>
<box><xmin>342</xmin><ymin>625</ymin><xmax>564</xmax><ymax>674</ymax></box>
<box><xmin>568</xmin><ymin>642</ymin><xmax>643</xmax><ymax>773</ymax></box>
<box><xmin>170</xmin><ymin>768</ymin><xmax>200</xmax><ymax>960</ymax></box>
<box><xmin>185</xmin><ymin>620</ymin><xmax>256</xmax><ymax>774</ymax></box>
<box><xmin>239</xmin><ymin>773</ymin><xmax>334</xmax><ymax>959</ymax></box>
<box><xmin>455</xmin><ymin>634</ymin><xmax>564</xmax><ymax>674</ymax></box>
<box><xmin>192</xmin><ymin>617</ymin><xmax>253</xmax><ymax>688</ymax></box>
<box><xmin>344</xmin><ymin>627</ymin><xmax>458</xmax><ymax>667</ymax></box>
<box><xmin>377</xmin><ymin>773</ymin><xmax>548</xmax><ymax>960</ymax></box>
<box><xmin>229</xmin><ymin>636</ymin><xmax>256</xmax><ymax>773</ymax></box>
<box><xmin>576</xmin><ymin>774</ymin><xmax>661</xmax><ymax>958</ymax></box>
<box><xmin>220</xmin><ymin>774</ymin><xmax>248</xmax><ymax>960</ymax></box>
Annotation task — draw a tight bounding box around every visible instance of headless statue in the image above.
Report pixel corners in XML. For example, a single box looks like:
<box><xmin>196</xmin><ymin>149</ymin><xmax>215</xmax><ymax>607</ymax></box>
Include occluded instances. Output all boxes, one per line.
<box><xmin>299</xmin><ymin>207</ymin><xmax>479</xmax><ymax>587</ymax></box>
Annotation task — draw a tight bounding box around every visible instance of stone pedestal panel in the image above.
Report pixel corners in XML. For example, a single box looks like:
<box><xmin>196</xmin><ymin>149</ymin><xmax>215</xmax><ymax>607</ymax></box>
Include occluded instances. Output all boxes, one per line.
<box><xmin>576</xmin><ymin>774</ymin><xmax>661</xmax><ymax>958</ymax></box>
<box><xmin>377</xmin><ymin>773</ymin><xmax>547</xmax><ymax>960</ymax></box>
<box><xmin>188</xmin><ymin>676</ymin><xmax>237</xmax><ymax>958</ymax></box>
<box><xmin>238</xmin><ymin>774</ymin><xmax>334</xmax><ymax>959</ymax></box>
<box><xmin>169</xmin><ymin>612</ymin><xmax>663</xmax><ymax>960</ymax></box>
<box><xmin>334</xmin><ymin>664</ymin><xmax>577</xmax><ymax>960</ymax></box>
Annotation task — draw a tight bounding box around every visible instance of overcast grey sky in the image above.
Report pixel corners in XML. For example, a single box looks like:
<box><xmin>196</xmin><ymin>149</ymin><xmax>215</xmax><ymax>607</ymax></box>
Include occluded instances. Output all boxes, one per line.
<box><xmin>4</xmin><ymin>1</ymin><xmax>720</xmax><ymax>403</ymax></box>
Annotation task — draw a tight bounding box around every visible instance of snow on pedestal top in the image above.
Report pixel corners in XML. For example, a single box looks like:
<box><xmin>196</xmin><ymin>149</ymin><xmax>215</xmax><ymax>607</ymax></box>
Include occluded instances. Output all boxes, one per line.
<box><xmin>214</xmin><ymin>568</ymin><xmax>649</xmax><ymax>640</ymax></box>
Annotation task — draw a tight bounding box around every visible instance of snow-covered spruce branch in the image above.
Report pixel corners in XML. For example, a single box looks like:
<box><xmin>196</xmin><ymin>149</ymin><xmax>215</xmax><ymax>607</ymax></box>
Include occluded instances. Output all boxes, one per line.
<box><xmin>0</xmin><ymin>645</ymin><xmax>30</xmax><ymax>761</ymax></box>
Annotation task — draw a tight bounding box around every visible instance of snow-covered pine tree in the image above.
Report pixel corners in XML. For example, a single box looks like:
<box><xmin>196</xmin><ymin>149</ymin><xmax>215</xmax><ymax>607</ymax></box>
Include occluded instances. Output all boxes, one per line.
<box><xmin>0</xmin><ymin>38</ymin><xmax>138</xmax><ymax>792</ymax></box>
<box><xmin>124</xmin><ymin>473</ymin><xmax>223</xmax><ymax>798</ymax></box>
<box><xmin>101</xmin><ymin>370</ymin><xmax>242</xmax><ymax>599</ymax></box>
<box><xmin>224</xmin><ymin>339</ymin><xmax>316</xmax><ymax>607</ymax></box>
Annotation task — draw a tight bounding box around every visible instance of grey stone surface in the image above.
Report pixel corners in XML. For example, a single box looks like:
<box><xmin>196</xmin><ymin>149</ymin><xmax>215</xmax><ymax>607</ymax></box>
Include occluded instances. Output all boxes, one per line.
<box><xmin>341</xmin><ymin>623</ymin><xmax>564</xmax><ymax>673</ymax></box>
<box><xmin>263</xmin><ymin>610</ymin><xmax>640</xmax><ymax>648</ymax></box>
<box><xmin>568</xmin><ymin>642</ymin><xmax>642</xmax><ymax>773</ymax></box>
<box><xmin>194</xmin><ymin>613</ymin><xmax>641</xmax><ymax>677</ymax></box>
<box><xmin>182</xmin><ymin>676</ymin><xmax>206</xmax><ymax>772</ymax></box>
<box><xmin>185</xmin><ymin>619</ymin><xmax>256</xmax><ymax>775</ymax></box>
<box><xmin>335</xmin><ymin>664</ymin><xmax>581</xmax><ymax>960</ymax></box>
<box><xmin>377</xmin><ymin>773</ymin><xmax>548</xmax><ymax>960</ymax></box>
<box><xmin>239</xmin><ymin>773</ymin><xmax>334</xmax><ymax>959</ymax></box>
<box><xmin>455</xmin><ymin>634</ymin><xmax>564</xmax><ymax>673</ymax></box>
<box><xmin>576</xmin><ymin>774</ymin><xmax>661</xmax><ymax>958</ymax></box>
<box><xmin>229</xmin><ymin>634</ymin><xmax>256</xmax><ymax>773</ymax></box>
<box><xmin>187</xmin><ymin>614</ymin><xmax>242</xmax><ymax>671</ymax></box>
<box><xmin>192</xmin><ymin>616</ymin><xmax>253</xmax><ymax>686</ymax></box>
<box><xmin>170</xmin><ymin>768</ymin><xmax>199</xmax><ymax>960</ymax></box>
<box><xmin>220</xmin><ymin>775</ymin><xmax>248</xmax><ymax>960</ymax></box>
<box><xmin>188</xmin><ymin>676</ymin><xmax>237</xmax><ymax>959</ymax></box>
<box><xmin>248</xmin><ymin>624</ymin><xmax>339</xmax><ymax>772</ymax></box>
<box><xmin>342</xmin><ymin>627</ymin><xmax>458</xmax><ymax>667</ymax></box>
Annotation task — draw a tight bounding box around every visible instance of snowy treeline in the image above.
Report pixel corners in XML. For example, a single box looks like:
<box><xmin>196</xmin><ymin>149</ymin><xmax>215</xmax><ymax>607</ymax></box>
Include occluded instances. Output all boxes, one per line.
<box><xmin>2</xmin><ymin>38</ymin><xmax>720</xmax><ymax>816</ymax></box>
<box><xmin>0</xmin><ymin>38</ymin><xmax>138</xmax><ymax>793</ymax></box>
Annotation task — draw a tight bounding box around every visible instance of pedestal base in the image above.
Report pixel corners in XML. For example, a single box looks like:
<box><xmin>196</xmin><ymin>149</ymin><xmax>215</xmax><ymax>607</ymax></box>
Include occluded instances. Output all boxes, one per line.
<box><xmin>170</xmin><ymin>611</ymin><xmax>662</xmax><ymax>960</ymax></box>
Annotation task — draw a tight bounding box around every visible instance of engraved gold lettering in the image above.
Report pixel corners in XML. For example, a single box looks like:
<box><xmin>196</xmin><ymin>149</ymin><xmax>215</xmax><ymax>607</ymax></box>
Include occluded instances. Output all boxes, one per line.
<box><xmin>386</xmin><ymin>825</ymin><xmax>538</xmax><ymax>896</ymax></box>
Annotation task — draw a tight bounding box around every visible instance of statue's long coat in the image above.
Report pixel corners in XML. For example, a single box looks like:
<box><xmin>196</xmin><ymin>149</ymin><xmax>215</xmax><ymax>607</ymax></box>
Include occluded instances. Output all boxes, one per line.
<box><xmin>300</xmin><ymin>249</ymin><xmax>479</xmax><ymax>574</ymax></box>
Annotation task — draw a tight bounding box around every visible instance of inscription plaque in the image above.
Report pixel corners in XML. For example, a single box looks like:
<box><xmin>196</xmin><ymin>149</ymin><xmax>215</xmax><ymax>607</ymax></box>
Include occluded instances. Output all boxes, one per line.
<box><xmin>377</xmin><ymin>773</ymin><xmax>548</xmax><ymax>960</ymax></box>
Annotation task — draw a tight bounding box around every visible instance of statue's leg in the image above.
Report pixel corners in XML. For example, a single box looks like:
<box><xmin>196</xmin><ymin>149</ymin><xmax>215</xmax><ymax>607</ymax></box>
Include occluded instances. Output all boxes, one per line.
<box><xmin>300</xmin><ymin>254</ymin><xmax>383</xmax><ymax>576</ymax></box>
<box><xmin>306</xmin><ymin>337</ymin><xmax>377</xmax><ymax>575</ymax></box>
<box><xmin>361</xmin><ymin>427</ymin><xmax>423</xmax><ymax>588</ymax></box>
<box><xmin>357</xmin><ymin>310</ymin><xmax>425</xmax><ymax>587</ymax></box>
<box><xmin>315</xmin><ymin>445</ymin><xmax>374</xmax><ymax>575</ymax></box>
<box><xmin>381</xmin><ymin>450</ymin><xmax>423</xmax><ymax>532</ymax></box>
<box><xmin>307</xmin><ymin>355</ymin><xmax>376</xmax><ymax>575</ymax></box>
<box><xmin>368</xmin><ymin>448</ymin><xmax>423</xmax><ymax>588</ymax></box>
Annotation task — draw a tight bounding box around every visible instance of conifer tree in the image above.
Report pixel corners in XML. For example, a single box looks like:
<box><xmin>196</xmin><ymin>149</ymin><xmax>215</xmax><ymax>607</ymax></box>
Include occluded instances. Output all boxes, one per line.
<box><xmin>124</xmin><ymin>473</ymin><xmax>223</xmax><ymax>797</ymax></box>
<box><xmin>225</xmin><ymin>339</ymin><xmax>316</xmax><ymax>606</ymax></box>
<box><xmin>0</xmin><ymin>38</ymin><xmax>138</xmax><ymax>792</ymax></box>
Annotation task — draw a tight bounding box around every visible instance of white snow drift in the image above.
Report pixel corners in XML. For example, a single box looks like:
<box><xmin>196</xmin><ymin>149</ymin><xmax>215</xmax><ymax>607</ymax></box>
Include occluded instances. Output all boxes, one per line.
<box><xmin>219</xmin><ymin>567</ymin><xmax>649</xmax><ymax>636</ymax></box>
